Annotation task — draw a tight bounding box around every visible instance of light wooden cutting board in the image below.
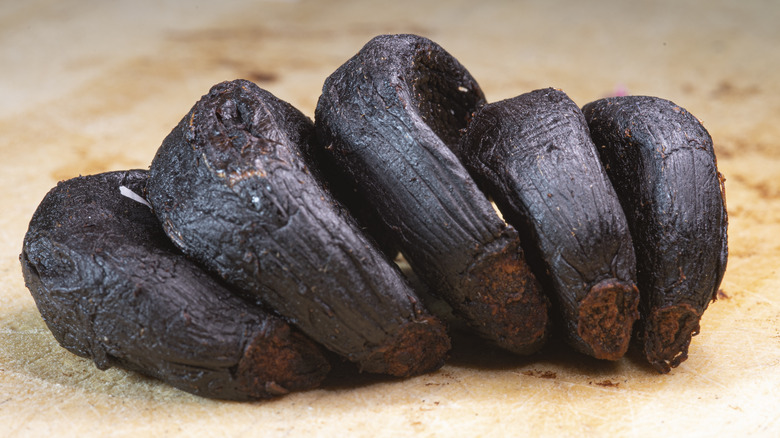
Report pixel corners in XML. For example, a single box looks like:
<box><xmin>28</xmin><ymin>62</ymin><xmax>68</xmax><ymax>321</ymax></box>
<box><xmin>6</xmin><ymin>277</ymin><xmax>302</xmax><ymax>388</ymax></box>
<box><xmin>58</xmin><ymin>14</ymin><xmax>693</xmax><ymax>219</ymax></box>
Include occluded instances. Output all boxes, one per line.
<box><xmin>1</xmin><ymin>1</ymin><xmax>778</xmax><ymax>436</ymax></box>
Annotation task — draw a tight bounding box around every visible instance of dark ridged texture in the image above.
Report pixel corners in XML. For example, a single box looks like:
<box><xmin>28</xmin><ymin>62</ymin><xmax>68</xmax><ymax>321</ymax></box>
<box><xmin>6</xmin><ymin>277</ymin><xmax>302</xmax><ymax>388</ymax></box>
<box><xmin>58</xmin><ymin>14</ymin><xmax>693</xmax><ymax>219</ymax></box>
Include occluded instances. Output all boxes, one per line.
<box><xmin>147</xmin><ymin>80</ymin><xmax>450</xmax><ymax>376</ymax></box>
<box><xmin>315</xmin><ymin>34</ymin><xmax>549</xmax><ymax>354</ymax></box>
<box><xmin>582</xmin><ymin>96</ymin><xmax>728</xmax><ymax>372</ymax></box>
<box><xmin>20</xmin><ymin>170</ymin><xmax>330</xmax><ymax>400</ymax></box>
<box><xmin>458</xmin><ymin>89</ymin><xmax>640</xmax><ymax>360</ymax></box>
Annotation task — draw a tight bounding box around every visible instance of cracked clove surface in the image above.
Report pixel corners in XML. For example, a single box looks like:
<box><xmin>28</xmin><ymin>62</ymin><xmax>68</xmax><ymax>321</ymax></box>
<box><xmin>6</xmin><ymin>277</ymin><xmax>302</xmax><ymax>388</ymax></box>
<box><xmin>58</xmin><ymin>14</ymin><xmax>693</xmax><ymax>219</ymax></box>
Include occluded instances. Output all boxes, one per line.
<box><xmin>20</xmin><ymin>170</ymin><xmax>330</xmax><ymax>400</ymax></box>
<box><xmin>315</xmin><ymin>34</ymin><xmax>549</xmax><ymax>355</ymax></box>
<box><xmin>458</xmin><ymin>88</ymin><xmax>640</xmax><ymax>360</ymax></box>
<box><xmin>582</xmin><ymin>96</ymin><xmax>728</xmax><ymax>372</ymax></box>
<box><xmin>147</xmin><ymin>79</ymin><xmax>450</xmax><ymax>377</ymax></box>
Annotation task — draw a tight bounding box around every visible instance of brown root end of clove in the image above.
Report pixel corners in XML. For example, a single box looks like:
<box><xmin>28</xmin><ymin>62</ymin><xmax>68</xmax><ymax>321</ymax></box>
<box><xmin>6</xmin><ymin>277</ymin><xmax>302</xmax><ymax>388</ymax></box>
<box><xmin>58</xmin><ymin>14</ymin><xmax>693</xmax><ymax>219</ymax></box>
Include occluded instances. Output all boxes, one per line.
<box><xmin>577</xmin><ymin>279</ymin><xmax>640</xmax><ymax>360</ymax></box>
<box><xmin>237</xmin><ymin>321</ymin><xmax>331</xmax><ymax>398</ymax></box>
<box><xmin>362</xmin><ymin>316</ymin><xmax>450</xmax><ymax>377</ymax></box>
<box><xmin>460</xmin><ymin>241</ymin><xmax>549</xmax><ymax>355</ymax></box>
<box><xmin>643</xmin><ymin>303</ymin><xmax>702</xmax><ymax>373</ymax></box>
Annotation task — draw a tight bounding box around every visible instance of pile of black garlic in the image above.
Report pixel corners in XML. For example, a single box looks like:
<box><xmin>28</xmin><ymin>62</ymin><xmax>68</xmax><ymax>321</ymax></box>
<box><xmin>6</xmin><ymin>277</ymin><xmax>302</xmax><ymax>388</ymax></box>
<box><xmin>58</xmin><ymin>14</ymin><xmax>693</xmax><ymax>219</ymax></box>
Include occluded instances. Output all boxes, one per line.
<box><xmin>20</xmin><ymin>34</ymin><xmax>727</xmax><ymax>400</ymax></box>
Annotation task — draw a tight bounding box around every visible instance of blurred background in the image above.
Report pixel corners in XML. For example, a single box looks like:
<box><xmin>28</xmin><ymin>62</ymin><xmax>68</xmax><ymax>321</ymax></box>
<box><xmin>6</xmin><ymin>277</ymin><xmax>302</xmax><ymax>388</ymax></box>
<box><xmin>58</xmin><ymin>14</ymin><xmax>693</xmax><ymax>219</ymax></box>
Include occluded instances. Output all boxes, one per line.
<box><xmin>2</xmin><ymin>0</ymin><xmax>776</xmax><ymax>162</ymax></box>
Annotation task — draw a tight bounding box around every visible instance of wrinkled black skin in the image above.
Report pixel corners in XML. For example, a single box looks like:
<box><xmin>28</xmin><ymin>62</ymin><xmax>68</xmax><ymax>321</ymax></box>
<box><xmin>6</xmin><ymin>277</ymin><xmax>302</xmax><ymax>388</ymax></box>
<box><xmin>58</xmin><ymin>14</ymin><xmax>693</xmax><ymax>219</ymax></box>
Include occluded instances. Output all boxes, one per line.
<box><xmin>20</xmin><ymin>170</ymin><xmax>330</xmax><ymax>400</ymax></box>
<box><xmin>309</xmin><ymin>156</ymin><xmax>401</xmax><ymax>260</ymax></box>
<box><xmin>458</xmin><ymin>89</ymin><xmax>639</xmax><ymax>358</ymax></box>
<box><xmin>147</xmin><ymin>80</ymin><xmax>448</xmax><ymax>375</ymax></box>
<box><xmin>582</xmin><ymin>96</ymin><xmax>728</xmax><ymax>369</ymax></box>
<box><xmin>315</xmin><ymin>34</ymin><xmax>547</xmax><ymax>353</ymax></box>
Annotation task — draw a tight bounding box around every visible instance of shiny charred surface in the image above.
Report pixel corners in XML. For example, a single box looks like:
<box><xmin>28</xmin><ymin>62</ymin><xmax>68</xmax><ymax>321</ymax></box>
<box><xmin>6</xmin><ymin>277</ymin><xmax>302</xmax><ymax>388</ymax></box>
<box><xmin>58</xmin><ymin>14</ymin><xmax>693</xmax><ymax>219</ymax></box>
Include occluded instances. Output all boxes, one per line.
<box><xmin>315</xmin><ymin>34</ymin><xmax>549</xmax><ymax>355</ymax></box>
<box><xmin>20</xmin><ymin>170</ymin><xmax>330</xmax><ymax>400</ymax></box>
<box><xmin>147</xmin><ymin>80</ymin><xmax>449</xmax><ymax>377</ymax></box>
<box><xmin>582</xmin><ymin>95</ymin><xmax>728</xmax><ymax>372</ymax></box>
<box><xmin>458</xmin><ymin>89</ymin><xmax>640</xmax><ymax>360</ymax></box>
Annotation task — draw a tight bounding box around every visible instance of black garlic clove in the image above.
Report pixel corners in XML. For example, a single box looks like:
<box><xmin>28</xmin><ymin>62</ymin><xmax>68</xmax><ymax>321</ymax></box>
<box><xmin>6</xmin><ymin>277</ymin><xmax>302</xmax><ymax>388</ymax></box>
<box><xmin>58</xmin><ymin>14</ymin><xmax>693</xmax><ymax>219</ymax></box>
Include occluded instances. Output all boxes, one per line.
<box><xmin>315</xmin><ymin>34</ymin><xmax>549</xmax><ymax>355</ymax></box>
<box><xmin>147</xmin><ymin>80</ymin><xmax>450</xmax><ymax>377</ymax></box>
<box><xmin>582</xmin><ymin>95</ymin><xmax>728</xmax><ymax>372</ymax></box>
<box><xmin>459</xmin><ymin>88</ymin><xmax>640</xmax><ymax>360</ymax></box>
<box><xmin>20</xmin><ymin>170</ymin><xmax>330</xmax><ymax>400</ymax></box>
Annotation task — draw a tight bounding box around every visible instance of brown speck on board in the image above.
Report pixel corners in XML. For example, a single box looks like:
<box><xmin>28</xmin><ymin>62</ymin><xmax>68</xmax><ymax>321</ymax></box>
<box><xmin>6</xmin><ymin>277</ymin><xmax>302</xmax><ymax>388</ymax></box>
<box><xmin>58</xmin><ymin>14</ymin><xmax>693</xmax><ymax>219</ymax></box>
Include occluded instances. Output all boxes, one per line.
<box><xmin>593</xmin><ymin>380</ymin><xmax>620</xmax><ymax>388</ymax></box>
<box><xmin>246</xmin><ymin>70</ymin><xmax>278</xmax><ymax>83</ymax></box>
<box><xmin>522</xmin><ymin>369</ymin><xmax>557</xmax><ymax>379</ymax></box>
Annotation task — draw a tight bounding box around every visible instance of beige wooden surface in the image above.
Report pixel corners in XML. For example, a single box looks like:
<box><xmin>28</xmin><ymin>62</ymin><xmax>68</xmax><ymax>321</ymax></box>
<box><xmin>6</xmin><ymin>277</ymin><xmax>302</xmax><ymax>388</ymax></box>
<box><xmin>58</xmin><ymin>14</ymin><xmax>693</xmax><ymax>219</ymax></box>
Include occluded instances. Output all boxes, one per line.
<box><xmin>1</xmin><ymin>0</ymin><xmax>778</xmax><ymax>436</ymax></box>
